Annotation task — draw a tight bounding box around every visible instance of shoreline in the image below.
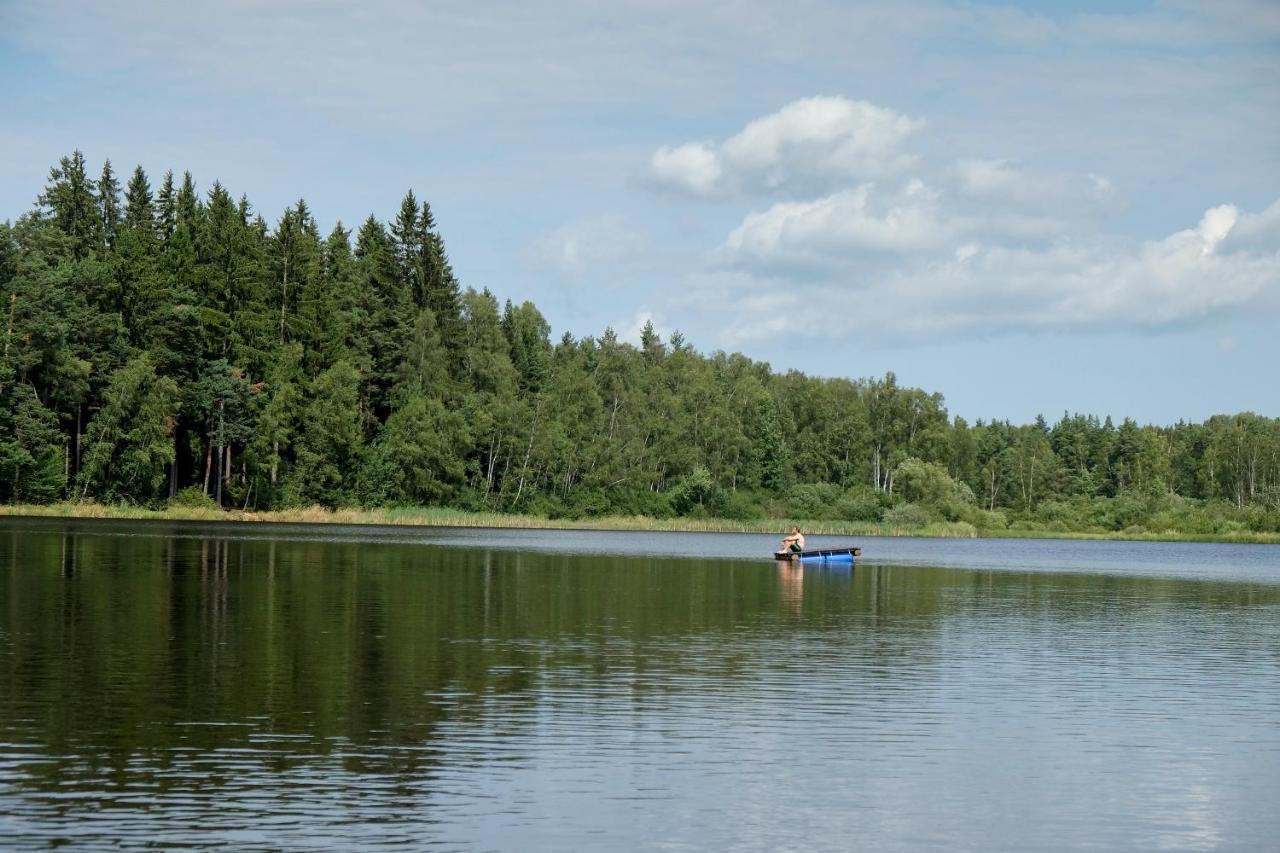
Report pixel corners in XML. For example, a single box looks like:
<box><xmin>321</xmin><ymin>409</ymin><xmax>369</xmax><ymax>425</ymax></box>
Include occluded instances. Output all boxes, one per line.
<box><xmin>1</xmin><ymin>503</ymin><xmax>1278</xmax><ymax>545</ymax></box>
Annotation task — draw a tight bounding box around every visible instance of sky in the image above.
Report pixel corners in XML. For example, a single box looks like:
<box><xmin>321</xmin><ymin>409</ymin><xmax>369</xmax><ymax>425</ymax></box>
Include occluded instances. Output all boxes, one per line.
<box><xmin>1</xmin><ymin>0</ymin><xmax>1277</xmax><ymax>426</ymax></box>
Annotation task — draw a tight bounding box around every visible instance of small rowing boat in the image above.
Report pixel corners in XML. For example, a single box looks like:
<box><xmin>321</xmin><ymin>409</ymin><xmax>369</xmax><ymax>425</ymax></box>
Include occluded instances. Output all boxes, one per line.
<box><xmin>773</xmin><ymin>546</ymin><xmax>861</xmax><ymax>562</ymax></box>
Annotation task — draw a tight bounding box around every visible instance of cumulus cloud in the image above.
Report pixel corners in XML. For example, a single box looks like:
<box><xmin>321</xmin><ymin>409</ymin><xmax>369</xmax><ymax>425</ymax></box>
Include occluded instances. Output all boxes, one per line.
<box><xmin>724</xmin><ymin>180</ymin><xmax>952</xmax><ymax>266</ymax></box>
<box><xmin>721</xmin><ymin>168</ymin><xmax>1117</xmax><ymax>272</ymax></box>
<box><xmin>647</xmin><ymin>90</ymin><xmax>1280</xmax><ymax>346</ymax></box>
<box><xmin>1219</xmin><ymin>198</ymin><xmax>1280</xmax><ymax>253</ymax></box>
<box><xmin>648</xmin><ymin>96</ymin><xmax>924</xmax><ymax>198</ymax></box>
<box><xmin>708</xmin><ymin>199</ymin><xmax>1280</xmax><ymax>342</ymax></box>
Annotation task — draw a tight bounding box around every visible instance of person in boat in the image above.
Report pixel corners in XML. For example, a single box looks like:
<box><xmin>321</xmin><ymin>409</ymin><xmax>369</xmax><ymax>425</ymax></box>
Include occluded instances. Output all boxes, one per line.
<box><xmin>780</xmin><ymin>526</ymin><xmax>805</xmax><ymax>553</ymax></box>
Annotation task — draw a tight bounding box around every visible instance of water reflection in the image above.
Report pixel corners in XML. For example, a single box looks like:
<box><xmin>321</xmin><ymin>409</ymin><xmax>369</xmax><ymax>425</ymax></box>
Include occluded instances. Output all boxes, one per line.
<box><xmin>2</xmin><ymin>521</ymin><xmax>1279</xmax><ymax>850</ymax></box>
<box><xmin>777</xmin><ymin>561</ymin><xmax>804</xmax><ymax>615</ymax></box>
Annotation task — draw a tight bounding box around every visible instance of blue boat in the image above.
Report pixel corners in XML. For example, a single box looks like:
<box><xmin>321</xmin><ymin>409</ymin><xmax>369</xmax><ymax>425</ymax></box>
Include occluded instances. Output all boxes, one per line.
<box><xmin>773</xmin><ymin>546</ymin><xmax>861</xmax><ymax>563</ymax></box>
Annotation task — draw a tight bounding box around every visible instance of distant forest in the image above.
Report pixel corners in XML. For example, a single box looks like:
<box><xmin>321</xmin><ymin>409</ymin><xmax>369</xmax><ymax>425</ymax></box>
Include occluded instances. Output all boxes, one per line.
<box><xmin>3</xmin><ymin>152</ymin><xmax>1278</xmax><ymax>536</ymax></box>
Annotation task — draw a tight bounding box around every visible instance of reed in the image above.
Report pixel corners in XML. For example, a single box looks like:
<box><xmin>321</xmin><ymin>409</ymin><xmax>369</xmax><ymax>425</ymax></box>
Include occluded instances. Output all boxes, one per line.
<box><xmin>3</xmin><ymin>503</ymin><xmax>1278</xmax><ymax>543</ymax></box>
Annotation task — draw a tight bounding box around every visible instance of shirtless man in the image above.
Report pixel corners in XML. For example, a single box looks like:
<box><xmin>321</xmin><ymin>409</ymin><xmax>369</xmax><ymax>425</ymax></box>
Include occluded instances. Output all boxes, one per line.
<box><xmin>779</xmin><ymin>526</ymin><xmax>805</xmax><ymax>553</ymax></box>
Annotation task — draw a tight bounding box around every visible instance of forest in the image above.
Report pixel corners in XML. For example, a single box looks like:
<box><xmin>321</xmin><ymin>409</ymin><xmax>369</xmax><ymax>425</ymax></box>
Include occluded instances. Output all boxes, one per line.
<box><xmin>2</xmin><ymin>152</ymin><xmax>1279</xmax><ymax>537</ymax></box>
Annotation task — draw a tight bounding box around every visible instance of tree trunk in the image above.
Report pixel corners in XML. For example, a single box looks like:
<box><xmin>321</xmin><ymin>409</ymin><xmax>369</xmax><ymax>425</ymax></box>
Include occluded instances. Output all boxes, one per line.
<box><xmin>0</xmin><ymin>291</ymin><xmax>15</xmax><ymax>397</ymax></box>
<box><xmin>279</xmin><ymin>256</ymin><xmax>289</xmax><ymax>343</ymax></box>
<box><xmin>215</xmin><ymin>400</ymin><xmax>225</xmax><ymax>506</ymax></box>
<box><xmin>202</xmin><ymin>439</ymin><xmax>213</xmax><ymax>496</ymax></box>
<box><xmin>74</xmin><ymin>404</ymin><xmax>84</xmax><ymax>481</ymax></box>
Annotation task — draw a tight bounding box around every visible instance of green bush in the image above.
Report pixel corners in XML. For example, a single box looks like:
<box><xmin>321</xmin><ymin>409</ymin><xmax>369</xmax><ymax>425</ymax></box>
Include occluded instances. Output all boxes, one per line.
<box><xmin>170</xmin><ymin>486</ymin><xmax>218</xmax><ymax>509</ymax></box>
<box><xmin>883</xmin><ymin>502</ymin><xmax>932</xmax><ymax>529</ymax></box>
<box><xmin>606</xmin><ymin>489</ymin><xmax>676</xmax><ymax>519</ymax></box>
<box><xmin>833</xmin><ymin>487</ymin><xmax>883</xmax><ymax>521</ymax></box>
<box><xmin>722</xmin><ymin>490</ymin><xmax>765</xmax><ymax>520</ymax></box>
<box><xmin>670</xmin><ymin>466</ymin><xmax>728</xmax><ymax>517</ymax></box>
<box><xmin>784</xmin><ymin>482</ymin><xmax>844</xmax><ymax>519</ymax></box>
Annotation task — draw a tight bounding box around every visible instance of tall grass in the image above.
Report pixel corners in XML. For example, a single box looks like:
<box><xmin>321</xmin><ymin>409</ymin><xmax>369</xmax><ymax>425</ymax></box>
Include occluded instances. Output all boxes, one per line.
<box><xmin>0</xmin><ymin>502</ymin><xmax>977</xmax><ymax>538</ymax></box>
<box><xmin>3</xmin><ymin>502</ymin><xmax>1278</xmax><ymax>543</ymax></box>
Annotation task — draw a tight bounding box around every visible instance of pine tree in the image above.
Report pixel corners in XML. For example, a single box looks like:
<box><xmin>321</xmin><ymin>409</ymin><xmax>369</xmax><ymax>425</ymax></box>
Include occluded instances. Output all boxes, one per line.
<box><xmin>156</xmin><ymin>170</ymin><xmax>177</xmax><ymax>244</ymax></box>
<box><xmin>0</xmin><ymin>378</ymin><xmax>65</xmax><ymax>502</ymax></box>
<box><xmin>97</xmin><ymin>159</ymin><xmax>121</xmax><ymax>250</ymax></box>
<box><xmin>355</xmin><ymin>215</ymin><xmax>413</xmax><ymax>420</ymax></box>
<box><xmin>124</xmin><ymin>166</ymin><xmax>154</xmax><ymax>234</ymax></box>
<box><xmin>177</xmin><ymin>171</ymin><xmax>198</xmax><ymax>229</ymax></box>
<box><xmin>502</xmin><ymin>300</ymin><xmax>552</xmax><ymax>394</ymax></box>
<box><xmin>39</xmin><ymin>150</ymin><xmax>99</xmax><ymax>260</ymax></box>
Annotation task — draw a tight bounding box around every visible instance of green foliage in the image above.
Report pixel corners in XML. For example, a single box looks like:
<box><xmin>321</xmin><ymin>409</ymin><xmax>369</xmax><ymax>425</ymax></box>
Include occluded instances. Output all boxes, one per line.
<box><xmin>362</xmin><ymin>393</ymin><xmax>468</xmax><ymax>506</ymax></box>
<box><xmin>170</xmin><ymin>485</ymin><xmax>218</xmax><ymax>509</ymax></box>
<box><xmin>883</xmin><ymin>502</ymin><xmax>933</xmax><ymax>529</ymax></box>
<box><xmin>832</xmin><ymin>487</ymin><xmax>885</xmax><ymax>522</ymax></box>
<box><xmin>0</xmin><ymin>382</ymin><xmax>65</xmax><ymax>502</ymax></box>
<box><xmin>670</xmin><ymin>466</ymin><xmax>727</xmax><ymax>517</ymax></box>
<box><xmin>5</xmin><ymin>152</ymin><xmax>1280</xmax><ymax>539</ymax></box>
<box><xmin>76</xmin><ymin>354</ymin><xmax>179</xmax><ymax>504</ymax></box>
<box><xmin>785</xmin><ymin>482</ymin><xmax>844</xmax><ymax>519</ymax></box>
<box><xmin>286</xmin><ymin>361</ymin><xmax>365</xmax><ymax>507</ymax></box>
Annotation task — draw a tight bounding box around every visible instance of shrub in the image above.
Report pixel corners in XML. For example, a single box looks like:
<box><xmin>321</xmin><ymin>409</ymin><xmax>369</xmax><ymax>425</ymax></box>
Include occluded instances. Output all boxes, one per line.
<box><xmin>882</xmin><ymin>502</ymin><xmax>932</xmax><ymax>529</ymax></box>
<box><xmin>670</xmin><ymin>466</ymin><xmax>728</xmax><ymax>517</ymax></box>
<box><xmin>606</xmin><ymin>489</ymin><xmax>676</xmax><ymax>519</ymax></box>
<box><xmin>170</xmin><ymin>486</ymin><xmax>218</xmax><ymax>509</ymax></box>
<box><xmin>833</xmin><ymin>487</ymin><xmax>883</xmax><ymax>521</ymax></box>
<box><xmin>722</xmin><ymin>490</ymin><xmax>765</xmax><ymax>521</ymax></box>
<box><xmin>784</xmin><ymin>482</ymin><xmax>844</xmax><ymax>519</ymax></box>
<box><xmin>894</xmin><ymin>458</ymin><xmax>960</xmax><ymax>507</ymax></box>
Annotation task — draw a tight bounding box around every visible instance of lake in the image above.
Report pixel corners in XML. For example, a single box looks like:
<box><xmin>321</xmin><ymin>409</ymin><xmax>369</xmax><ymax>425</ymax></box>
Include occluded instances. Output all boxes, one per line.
<box><xmin>2</xmin><ymin>517</ymin><xmax>1278</xmax><ymax>851</ymax></box>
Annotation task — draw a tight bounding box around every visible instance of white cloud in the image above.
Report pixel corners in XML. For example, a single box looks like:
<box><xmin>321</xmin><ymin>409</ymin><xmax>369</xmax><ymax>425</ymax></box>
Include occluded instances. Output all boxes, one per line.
<box><xmin>724</xmin><ymin>180</ymin><xmax>951</xmax><ymax>265</ymax></box>
<box><xmin>648</xmin><ymin>96</ymin><xmax>924</xmax><ymax>198</ymax></box>
<box><xmin>1220</xmin><ymin>198</ymin><xmax>1280</xmax><ymax>253</ymax></box>
<box><xmin>953</xmin><ymin>159</ymin><xmax>1116</xmax><ymax>217</ymax></box>
<box><xmin>650</xmin><ymin>143</ymin><xmax>723</xmax><ymax>198</ymax></box>
<box><xmin>616</xmin><ymin>310</ymin><xmax>671</xmax><ymax>346</ymax></box>
<box><xmin>705</xmin><ymin>199</ymin><xmax>1280</xmax><ymax>343</ymax></box>
<box><xmin>530</xmin><ymin>215</ymin><xmax>649</xmax><ymax>279</ymax></box>
<box><xmin>720</xmin><ymin>166</ymin><xmax>1118</xmax><ymax>271</ymax></box>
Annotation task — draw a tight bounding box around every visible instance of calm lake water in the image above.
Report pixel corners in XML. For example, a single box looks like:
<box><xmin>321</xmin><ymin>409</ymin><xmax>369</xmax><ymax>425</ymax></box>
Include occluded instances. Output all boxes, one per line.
<box><xmin>2</xmin><ymin>518</ymin><xmax>1279</xmax><ymax>851</ymax></box>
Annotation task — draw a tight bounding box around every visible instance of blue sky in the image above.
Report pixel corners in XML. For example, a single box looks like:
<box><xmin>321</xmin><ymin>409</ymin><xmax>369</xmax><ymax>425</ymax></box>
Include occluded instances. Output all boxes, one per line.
<box><xmin>2</xmin><ymin>0</ymin><xmax>1277</xmax><ymax>426</ymax></box>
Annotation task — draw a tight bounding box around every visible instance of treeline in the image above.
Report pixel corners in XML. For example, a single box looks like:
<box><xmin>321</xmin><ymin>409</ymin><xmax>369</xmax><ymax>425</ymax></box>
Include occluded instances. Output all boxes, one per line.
<box><xmin>2</xmin><ymin>152</ymin><xmax>1278</xmax><ymax>536</ymax></box>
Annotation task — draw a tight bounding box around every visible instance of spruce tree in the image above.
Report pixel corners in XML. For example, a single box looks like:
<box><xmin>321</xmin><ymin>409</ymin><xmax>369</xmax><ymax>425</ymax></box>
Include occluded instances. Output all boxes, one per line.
<box><xmin>39</xmin><ymin>150</ymin><xmax>99</xmax><ymax>260</ymax></box>
<box><xmin>156</xmin><ymin>170</ymin><xmax>177</xmax><ymax>243</ymax></box>
<box><xmin>124</xmin><ymin>166</ymin><xmax>154</xmax><ymax>234</ymax></box>
<box><xmin>97</xmin><ymin>159</ymin><xmax>121</xmax><ymax>250</ymax></box>
<box><xmin>355</xmin><ymin>215</ymin><xmax>412</xmax><ymax>421</ymax></box>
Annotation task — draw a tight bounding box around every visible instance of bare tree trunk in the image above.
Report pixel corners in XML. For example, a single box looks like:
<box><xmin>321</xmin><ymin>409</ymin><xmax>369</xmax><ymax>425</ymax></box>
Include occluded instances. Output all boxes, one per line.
<box><xmin>0</xmin><ymin>291</ymin><xmax>15</xmax><ymax>398</ymax></box>
<box><xmin>202</xmin><ymin>439</ymin><xmax>213</xmax><ymax>496</ymax></box>
<box><xmin>74</xmin><ymin>404</ymin><xmax>82</xmax><ymax>482</ymax></box>
<box><xmin>279</xmin><ymin>256</ymin><xmax>289</xmax><ymax>343</ymax></box>
<box><xmin>215</xmin><ymin>401</ymin><xmax>225</xmax><ymax>506</ymax></box>
<box><xmin>608</xmin><ymin>394</ymin><xmax>621</xmax><ymax>441</ymax></box>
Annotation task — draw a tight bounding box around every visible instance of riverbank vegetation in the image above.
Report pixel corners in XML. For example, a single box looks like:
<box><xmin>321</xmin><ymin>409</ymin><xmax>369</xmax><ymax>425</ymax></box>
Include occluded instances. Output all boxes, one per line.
<box><xmin>3</xmin><ymin>152</ymin><xmax>1279</xmax><ymax>542</ymax></box>
<box><xmin>5</xmin><ymin>502</ymin><xmax>1279</xmax><ymax>544</ymax></box>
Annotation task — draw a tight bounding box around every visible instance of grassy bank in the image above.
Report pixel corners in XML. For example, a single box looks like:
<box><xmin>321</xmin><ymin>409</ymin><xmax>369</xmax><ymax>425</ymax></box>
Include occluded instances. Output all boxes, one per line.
<box><xmin>3</xmin><ymin>502</ymin><xmax>1280</xmax><ymax>544</ymax></box>
<box><xmin>0</xmin><ymin>501</ymin><xmax>972</xmax><ymax>537</ymax></box>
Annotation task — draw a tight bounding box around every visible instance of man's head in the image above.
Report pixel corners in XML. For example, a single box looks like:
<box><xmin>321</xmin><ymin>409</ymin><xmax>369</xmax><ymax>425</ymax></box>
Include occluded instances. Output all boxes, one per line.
<box><xmin>792</xmin><ymin>526</ymin><xmax>800</xmax><ymax>534</ymax></box>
